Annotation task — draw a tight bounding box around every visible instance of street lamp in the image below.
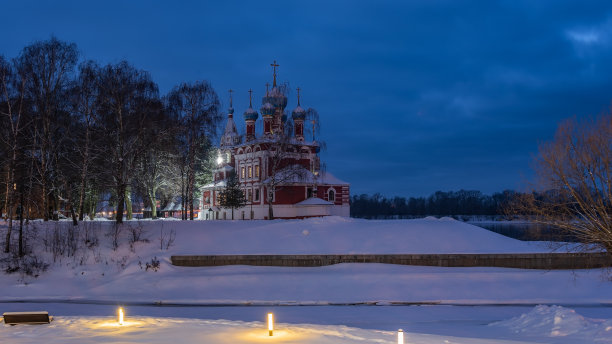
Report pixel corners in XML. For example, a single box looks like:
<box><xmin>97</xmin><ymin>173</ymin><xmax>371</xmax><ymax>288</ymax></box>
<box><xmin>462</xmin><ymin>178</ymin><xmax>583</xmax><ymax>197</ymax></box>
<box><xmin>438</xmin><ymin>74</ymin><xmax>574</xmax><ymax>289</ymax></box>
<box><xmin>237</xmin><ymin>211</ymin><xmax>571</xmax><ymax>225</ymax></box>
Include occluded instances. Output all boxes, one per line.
<box><xmin>216</xmin><ymin>155</ymin><xmax>223</xmax><ymax>165</ymax></box>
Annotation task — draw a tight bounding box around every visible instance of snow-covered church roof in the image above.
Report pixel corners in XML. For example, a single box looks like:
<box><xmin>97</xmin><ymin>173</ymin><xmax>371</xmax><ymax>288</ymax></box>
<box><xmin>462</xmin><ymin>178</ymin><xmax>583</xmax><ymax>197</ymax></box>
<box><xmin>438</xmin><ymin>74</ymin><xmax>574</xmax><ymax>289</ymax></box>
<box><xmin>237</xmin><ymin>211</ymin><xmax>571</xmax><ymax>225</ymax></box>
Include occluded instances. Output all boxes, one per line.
<box><xmin>263</xmin><ymin>165</ymin><xmax>349</xmax><ymax>185</ymax></box>
<box><xmin>295</xmin><ymin>197</ymin><xmax>333</xmax><ymax>206</ymax></box>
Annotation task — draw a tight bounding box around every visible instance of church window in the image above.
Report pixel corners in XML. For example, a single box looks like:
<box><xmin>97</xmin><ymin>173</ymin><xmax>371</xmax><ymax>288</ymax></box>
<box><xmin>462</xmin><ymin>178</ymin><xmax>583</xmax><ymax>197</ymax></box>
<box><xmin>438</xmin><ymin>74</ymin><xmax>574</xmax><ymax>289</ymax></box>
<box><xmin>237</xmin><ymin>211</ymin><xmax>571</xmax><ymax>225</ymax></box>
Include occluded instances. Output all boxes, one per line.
<box><xmin>255</xmin><ymin>165</ymin><xmax>260</xmax><ymax>178</ymax></box>
<box><xmin>241</xmin><ymin>167</ymin><xmax>245</xmax><ymax>179</ymax></box>
<box><xmin>248</xmin><ymin>189</ymin><xmax>252</xmax><ymax>202</ymax></box>
<box><xmin>255</xmin><ymin>188</ymin><xmax>260</xmax><ymax>202</ymax></box>
<box><xmin>248</xmin><ymin>166</ymin><xmax>252</xmax><ymax>178</ymax></box>
<box><xmin>328</xmin><ymin>189</ymin><xmax>335</xmax><ymax>202</ymax></box>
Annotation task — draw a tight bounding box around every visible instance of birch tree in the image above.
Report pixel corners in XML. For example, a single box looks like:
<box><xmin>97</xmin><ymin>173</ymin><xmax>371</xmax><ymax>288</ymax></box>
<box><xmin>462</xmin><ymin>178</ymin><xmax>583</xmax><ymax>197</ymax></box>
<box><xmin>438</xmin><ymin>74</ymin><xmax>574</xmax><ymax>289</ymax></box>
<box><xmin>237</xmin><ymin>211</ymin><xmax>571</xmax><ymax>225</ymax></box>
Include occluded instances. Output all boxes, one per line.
<box><xmin>95</xmin><ymin>61</ymin><xmax>160</xmax><ymax>224</ymax></box>
<box><xmin>16</xmin><ymin>37</ymin><xmax>78</xmax><ymax>221</ymax></box>
<box><xmin>0</xmin><ymin>56</ymin><xmax>28</xmax><ymax>253</ymax></box>
<box><xmin>166</xmin><ymin>81</ymin><xmax>221</xmax><ymax>220</ymax></box>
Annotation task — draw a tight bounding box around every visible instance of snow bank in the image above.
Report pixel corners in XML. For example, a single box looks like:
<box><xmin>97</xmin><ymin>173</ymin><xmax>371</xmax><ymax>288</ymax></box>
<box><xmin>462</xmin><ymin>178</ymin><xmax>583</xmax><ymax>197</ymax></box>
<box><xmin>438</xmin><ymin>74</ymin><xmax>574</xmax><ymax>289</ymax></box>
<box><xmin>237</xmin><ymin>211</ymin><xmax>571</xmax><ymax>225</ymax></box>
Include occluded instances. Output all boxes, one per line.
<box><xmin>490</xmin><ymin>305</ymin><xmax>612</xmax><ymax>342</ymax></box>
<box><xmin>166</xmin><ymin>216</ymin><xmax>549</xmax><ymax>255</ymax></box>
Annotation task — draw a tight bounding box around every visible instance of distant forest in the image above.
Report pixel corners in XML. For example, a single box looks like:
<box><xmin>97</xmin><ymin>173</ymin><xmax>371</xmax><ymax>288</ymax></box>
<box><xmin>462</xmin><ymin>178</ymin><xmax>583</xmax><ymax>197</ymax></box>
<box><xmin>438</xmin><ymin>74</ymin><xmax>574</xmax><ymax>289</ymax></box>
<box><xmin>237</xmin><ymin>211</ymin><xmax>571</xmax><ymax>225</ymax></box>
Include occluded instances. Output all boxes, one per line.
<box><xmin>350</xmin><ymin>190</ymin><xmax>518</xmax><ymax>219</ymax></box>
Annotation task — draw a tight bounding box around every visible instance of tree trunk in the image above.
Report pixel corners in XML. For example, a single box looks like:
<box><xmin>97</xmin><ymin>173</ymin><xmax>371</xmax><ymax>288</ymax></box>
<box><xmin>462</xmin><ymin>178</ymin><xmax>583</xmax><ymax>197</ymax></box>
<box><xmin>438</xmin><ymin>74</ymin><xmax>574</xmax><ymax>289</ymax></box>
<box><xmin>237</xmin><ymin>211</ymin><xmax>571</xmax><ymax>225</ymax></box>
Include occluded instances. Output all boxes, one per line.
<box><xmin>116</xmin><ymin>184</ymin><xmax>125</xmax><ymax>224</ymax></box>
<box><xmin>149</xmin><ymin>190</ymin><xmax>157</xmax><ymax>219</ymax></box>
<box><xmin>268</xmin><ymin>191</ymin><xmax>274</xmax><ymax>221</ymax></box>
<box><xmin>125</xmin><ymin>186</ymin><xmax>133</xmax><ymax>220</ymax></box>
<box><xmin>78</xmin><ymin>126</ymin><xmax>90</xmax><ymax>221</ymax></box>
<box><xmin>4</xmin><ymin>204</ymin><xmax>12</xmax><ymax>253</ymax></box>
<box><xmin>2</xmin><ymin>168</ymin><xmax>8</xmax><ymax>220</ymax></box>
<box><xmin>18</xmin><ymin>192</ymin><xmax>24</xmax><ymax>257</ymax></box>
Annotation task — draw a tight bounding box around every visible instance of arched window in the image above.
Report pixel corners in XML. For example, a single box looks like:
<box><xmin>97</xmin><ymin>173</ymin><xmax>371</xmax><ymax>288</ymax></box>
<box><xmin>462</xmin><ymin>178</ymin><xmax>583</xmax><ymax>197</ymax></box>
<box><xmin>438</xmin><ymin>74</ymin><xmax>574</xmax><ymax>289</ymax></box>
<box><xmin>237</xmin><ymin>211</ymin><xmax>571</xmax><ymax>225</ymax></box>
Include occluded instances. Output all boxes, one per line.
<box><xmin>328</xmin><ymin>189</ymin><xmax>335</xmax><ymax>202</ymax></box>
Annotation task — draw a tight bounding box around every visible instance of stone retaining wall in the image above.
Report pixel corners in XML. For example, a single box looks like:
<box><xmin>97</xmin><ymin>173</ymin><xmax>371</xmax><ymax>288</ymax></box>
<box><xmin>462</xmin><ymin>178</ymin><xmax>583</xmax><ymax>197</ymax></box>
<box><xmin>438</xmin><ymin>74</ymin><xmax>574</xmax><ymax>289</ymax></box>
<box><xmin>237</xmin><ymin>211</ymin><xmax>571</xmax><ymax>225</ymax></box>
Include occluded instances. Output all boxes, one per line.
<box><xmin>171</xmin><ymin>253</ymin><xmax>611</xmax><ymax>270</ymax></box>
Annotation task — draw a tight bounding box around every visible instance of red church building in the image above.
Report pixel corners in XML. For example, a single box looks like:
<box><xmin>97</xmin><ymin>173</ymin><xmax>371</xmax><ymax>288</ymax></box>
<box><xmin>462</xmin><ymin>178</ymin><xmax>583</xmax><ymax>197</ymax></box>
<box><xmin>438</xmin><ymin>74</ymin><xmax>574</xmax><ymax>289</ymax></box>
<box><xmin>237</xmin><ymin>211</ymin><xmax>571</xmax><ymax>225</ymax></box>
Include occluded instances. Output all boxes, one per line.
<box><xmin>201</xmin><ymin>63</ymin><xmax>350</xmax><ymax>220</ymax></box>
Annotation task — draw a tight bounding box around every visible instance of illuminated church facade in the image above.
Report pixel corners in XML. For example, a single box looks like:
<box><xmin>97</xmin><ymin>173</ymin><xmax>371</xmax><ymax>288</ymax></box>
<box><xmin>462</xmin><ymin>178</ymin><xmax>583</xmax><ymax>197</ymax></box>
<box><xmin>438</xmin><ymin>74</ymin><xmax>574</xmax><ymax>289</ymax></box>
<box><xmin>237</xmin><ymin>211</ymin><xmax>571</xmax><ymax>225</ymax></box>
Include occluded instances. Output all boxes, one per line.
<box><xmin>200</xmin><ymin>63</ymin><xmax>350</xmax><ymax>220</ymax></box>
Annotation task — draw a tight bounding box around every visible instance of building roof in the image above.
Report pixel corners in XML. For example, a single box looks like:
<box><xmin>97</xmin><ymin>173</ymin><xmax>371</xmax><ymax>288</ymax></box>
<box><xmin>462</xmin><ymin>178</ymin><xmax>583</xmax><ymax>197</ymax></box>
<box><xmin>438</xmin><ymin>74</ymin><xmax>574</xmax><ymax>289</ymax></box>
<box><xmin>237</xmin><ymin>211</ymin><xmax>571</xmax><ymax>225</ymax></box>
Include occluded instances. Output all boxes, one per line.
<box><xmin>202</xmin><ymin>180</ymin><xmax>228</xmax><ymax>189</ymax></box>
<box><xmin>263</xmin><ymin>165</ymin><xmax>349</xmax><ymax>185</ymax></box>
<box><xmin>295</xmin><ymin>197</ymin><xmax>333</xmax><ymax>206</ymax></box>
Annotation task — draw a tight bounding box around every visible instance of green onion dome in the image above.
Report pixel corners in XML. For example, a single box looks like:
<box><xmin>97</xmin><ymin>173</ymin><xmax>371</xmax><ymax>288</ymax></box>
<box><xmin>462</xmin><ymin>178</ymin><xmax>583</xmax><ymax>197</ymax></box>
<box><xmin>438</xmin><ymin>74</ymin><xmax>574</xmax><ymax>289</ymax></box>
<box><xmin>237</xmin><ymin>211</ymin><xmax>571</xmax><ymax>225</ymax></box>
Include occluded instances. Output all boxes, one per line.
<box><xmin>243</xmin><ymin>107</ymin><xmax>259</xmax><ymax>121</ymax></box>
<box><xmin>261</xmin><ymin>102</ymin><xmax>275</xmax><ymax>116</ymax></box>
<box><xmin>291</xmin><ymin>105</ymin><xmax>306</xmax><ymax>120</ymax></box>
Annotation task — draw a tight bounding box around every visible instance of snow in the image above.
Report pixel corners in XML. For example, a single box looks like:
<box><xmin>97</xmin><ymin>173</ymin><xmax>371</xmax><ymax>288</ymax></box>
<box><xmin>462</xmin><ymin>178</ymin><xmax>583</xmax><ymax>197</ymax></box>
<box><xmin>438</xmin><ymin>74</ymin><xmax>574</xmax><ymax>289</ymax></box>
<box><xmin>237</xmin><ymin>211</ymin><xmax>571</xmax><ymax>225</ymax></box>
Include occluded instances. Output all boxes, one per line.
<box><xmin>0</xmin><ymin>217</ymin><xmax>611</xmax><ymax>343</ymax></box>
<box><xmin>2</xmin><ymin>307</ymin><xmax>611</xmax><ymax>343</ymax></box>
<box><xmin>263</xmin><ymin>166</ymin><xmax>349</xmax><ymax>185</ymax></box>
<box><xmin>490</xmin><ymin>305</ymin><xmax>612</xmax><ymax>342</ymax></box>
<box><xmin>295</xmin><ymin>197</ymin><xmax>333</xmax><ymax>205</ymax></box>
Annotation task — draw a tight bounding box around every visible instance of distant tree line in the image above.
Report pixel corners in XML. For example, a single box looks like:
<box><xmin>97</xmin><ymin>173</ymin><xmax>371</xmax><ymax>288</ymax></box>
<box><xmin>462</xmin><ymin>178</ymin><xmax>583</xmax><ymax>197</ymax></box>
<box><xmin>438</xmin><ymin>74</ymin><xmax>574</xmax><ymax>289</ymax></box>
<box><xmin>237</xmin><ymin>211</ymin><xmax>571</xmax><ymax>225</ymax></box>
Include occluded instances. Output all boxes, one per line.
<box><xmin>350</xmin><ymin>190</ymin><xmax>518</xmax><ymax>219</ymax></box>
<box><xmin>0</xmin><ymin>37</ymin><xmax>222</xmax><ymax>255</ymax></box>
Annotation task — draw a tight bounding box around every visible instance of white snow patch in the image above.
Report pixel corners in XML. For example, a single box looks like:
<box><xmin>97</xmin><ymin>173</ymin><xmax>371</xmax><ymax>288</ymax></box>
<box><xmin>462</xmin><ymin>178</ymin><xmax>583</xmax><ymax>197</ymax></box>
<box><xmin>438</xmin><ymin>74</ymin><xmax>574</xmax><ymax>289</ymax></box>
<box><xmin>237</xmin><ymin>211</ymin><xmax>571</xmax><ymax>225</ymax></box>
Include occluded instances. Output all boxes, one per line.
<box><xmin>490</xmin><ymin>305</ymin><xmax>612</xmax><ymax>342</ymax></box>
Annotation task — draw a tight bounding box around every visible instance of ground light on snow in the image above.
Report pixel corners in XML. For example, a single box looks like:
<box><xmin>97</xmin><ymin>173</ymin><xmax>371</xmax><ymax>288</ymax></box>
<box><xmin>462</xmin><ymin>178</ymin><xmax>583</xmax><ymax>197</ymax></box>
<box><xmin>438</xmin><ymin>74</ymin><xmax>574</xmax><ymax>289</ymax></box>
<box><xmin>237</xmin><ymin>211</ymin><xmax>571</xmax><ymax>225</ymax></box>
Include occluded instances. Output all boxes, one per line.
<box><xmin>2</xmin><ymin>306</ymin><xmax>612</xmax><ymax>343</ymax></box>
<box><xmin>0</xmin><ymin>314</ymin><xmax>551</xmax><ymax>344</ymax></box>
<box><xmin>118</xmin><ymin>307</ymin><xmax>124</xmax><ymax>325</ymax></box>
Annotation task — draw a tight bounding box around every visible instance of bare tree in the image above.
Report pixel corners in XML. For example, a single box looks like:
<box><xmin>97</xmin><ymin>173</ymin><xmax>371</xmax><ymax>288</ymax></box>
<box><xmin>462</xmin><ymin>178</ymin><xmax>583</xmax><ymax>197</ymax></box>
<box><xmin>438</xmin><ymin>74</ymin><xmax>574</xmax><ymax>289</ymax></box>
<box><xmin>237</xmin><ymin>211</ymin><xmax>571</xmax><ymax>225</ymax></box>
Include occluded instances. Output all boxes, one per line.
<box><xmin>166</xmin><ymin>81</ymin><xmax>221</xmax><ymax>220</ymax></box>
<box><xmin>263</xmin><ymin>122</ymin><xmax>310</xmax><ymax>220</ymax></box>
<box><xmin>0</xmin><ymin>55</ymin><xmax>29</xmax><ymax>253</ymax></box>
<box><xmin>70</xmin><ymin>61</ymin><xmax>102</xmax><ymax>221</ymax></box>
<box><xmin>16</xmin><ymin>37</ymin><xmax>78</xmax><ymax>221</ymax></box>
<box><xmin>95</xmin><ymin>61</ymin><xmax>160</xmax><ymax>224</ymax></box>
<box><xmin>511</xmin><ymin>114</ymin><xmax>612</xmax><ymax>253</ymax></box>
<box><xmin>134</xmin><ymin>107</ymin><xmax>181</xmax><ymax>219</ymax></box>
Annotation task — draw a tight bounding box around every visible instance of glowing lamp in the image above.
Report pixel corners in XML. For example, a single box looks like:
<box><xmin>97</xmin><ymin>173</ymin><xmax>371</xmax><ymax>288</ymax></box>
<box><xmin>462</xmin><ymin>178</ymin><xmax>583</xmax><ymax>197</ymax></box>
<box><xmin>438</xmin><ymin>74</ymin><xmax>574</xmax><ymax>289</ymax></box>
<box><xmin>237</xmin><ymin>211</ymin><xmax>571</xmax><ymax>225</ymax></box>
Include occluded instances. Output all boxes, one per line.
<box><xmin>216</xmin><ymin>155</ymin><xmax>223</xmax><ymax>165</ymax></box>
<box><xmin>118</xmin><ymin>307</ymin><xmax>124</xmax><ymax>325</ymax></box>
<box><xmin>267</xmin><ymin>313</ymin><xmax>274</xmax><ymax>336</ymax></box>
<box><xmin>397</xmin><ymin>329</ymin><xmax>403</xmax><ymax>344</ymax></box>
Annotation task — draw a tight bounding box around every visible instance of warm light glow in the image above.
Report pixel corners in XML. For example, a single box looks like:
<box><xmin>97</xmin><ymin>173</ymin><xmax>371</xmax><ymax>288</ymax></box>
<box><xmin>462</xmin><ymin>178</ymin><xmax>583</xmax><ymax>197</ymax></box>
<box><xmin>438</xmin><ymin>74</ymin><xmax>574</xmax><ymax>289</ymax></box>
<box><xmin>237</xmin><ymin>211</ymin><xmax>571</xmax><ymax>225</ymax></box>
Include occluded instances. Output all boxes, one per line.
<box><xmin>267</xmin><ymin>313</ymin><xmax>274</xmax><ymax>336</ymax></box>
<box><xmin>118</xmin><ymin>307</ymin><xmax>124</xmax><ymax>325</ymax></box>
<box><xmin>397</xmin><ymin>329</ymin><xmax>403</xmax><ymax>344</ymax></box>
<box><xmin>216</xmin><ymin>155</ymin><xmax>223</xmax><ymax>165</ymax></box>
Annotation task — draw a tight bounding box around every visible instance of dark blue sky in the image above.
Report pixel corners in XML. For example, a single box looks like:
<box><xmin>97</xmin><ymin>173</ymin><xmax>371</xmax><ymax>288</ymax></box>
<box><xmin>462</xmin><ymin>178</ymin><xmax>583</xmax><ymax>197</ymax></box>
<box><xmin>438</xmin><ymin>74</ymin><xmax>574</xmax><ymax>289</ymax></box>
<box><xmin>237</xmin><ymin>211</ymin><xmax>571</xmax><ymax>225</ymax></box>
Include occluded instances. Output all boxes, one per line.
<box><xmin>3</xmin><ymin>1</ymin><xmax>612</xmax><ymax>196</ymax></box>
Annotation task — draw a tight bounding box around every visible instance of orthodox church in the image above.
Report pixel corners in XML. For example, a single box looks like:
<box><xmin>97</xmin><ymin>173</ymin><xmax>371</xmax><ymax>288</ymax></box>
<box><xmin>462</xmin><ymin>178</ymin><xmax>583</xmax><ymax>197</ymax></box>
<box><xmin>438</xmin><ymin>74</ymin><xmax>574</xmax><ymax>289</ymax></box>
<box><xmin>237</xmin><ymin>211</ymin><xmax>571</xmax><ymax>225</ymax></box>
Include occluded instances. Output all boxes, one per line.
<box><xmin>201</xmin><ymin>62</ymin><xmax>350</xmax><ymax>220</ymax></box>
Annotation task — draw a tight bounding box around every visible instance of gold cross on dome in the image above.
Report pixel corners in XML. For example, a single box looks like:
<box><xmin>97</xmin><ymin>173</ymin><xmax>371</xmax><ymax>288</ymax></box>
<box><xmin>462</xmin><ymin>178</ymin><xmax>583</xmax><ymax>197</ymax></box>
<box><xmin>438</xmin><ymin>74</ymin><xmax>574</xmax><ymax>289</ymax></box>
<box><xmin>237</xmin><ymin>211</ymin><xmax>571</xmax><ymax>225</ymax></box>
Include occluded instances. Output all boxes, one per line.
<box><xmin>248</xmin><ymin>89</ymin><xmax>253</xmax><ymax>107</ymax></box>
<box><xmin>271</xmin><ymin>60</ymin><xmax>279</xmax><ymax>86</ymax></box>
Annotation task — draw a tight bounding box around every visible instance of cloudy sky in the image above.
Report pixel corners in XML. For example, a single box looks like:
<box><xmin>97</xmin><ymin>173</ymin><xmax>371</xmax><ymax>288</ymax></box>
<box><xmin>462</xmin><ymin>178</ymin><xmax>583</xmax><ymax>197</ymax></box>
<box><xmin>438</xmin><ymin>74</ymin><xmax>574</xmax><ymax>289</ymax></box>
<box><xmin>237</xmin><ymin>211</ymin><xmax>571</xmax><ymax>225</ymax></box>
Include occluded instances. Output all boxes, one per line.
<box><xmin>2</xmin><ymin>0</ymin><xmax>611</xmax><ymax>196</ymax></box>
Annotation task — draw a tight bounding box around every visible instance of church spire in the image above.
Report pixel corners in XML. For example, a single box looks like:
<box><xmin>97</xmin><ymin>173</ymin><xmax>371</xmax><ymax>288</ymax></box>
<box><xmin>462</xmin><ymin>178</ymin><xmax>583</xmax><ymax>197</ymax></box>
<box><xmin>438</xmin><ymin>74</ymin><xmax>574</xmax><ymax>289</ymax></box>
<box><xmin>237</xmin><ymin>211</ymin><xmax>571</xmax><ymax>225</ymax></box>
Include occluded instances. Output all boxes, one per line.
<box><xmin>296</xmin><ymin>87</ymin><xmax>301</xmax><ymax>106</ymax></box>
<box><xmin>248</xmin><ymin>88</ymin><xmax>253</xmax><ymax>107</ymax></box>
<box><xmin>227</xmin><ymin>89</ymin><xmax>234</xmax><ymax>118</ymax></box>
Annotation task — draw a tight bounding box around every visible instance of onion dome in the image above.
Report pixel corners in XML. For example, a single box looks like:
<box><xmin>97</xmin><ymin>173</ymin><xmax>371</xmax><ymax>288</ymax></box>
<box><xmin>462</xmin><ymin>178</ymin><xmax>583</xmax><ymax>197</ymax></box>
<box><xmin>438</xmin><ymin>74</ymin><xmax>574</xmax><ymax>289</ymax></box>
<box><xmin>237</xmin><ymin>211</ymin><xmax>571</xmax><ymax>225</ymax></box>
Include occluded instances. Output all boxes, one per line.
<box><xmin>261</xmin><ymin>102</ymin><xmax>274</xmax><ymax>116</ymax></box>
<box><xmin>243</xmin><ymin>106</ymin><xmax>258</xmax><ymax>121</ymax></box>
<box><xmin>291</xmin><ymin>105</ymin><xmax>306</xmax><ymax>120</ymax></box>
<box><xmin>262</xmin><ymin>86</ymin><xmax>288</xmax><ymax>109</ymax></box>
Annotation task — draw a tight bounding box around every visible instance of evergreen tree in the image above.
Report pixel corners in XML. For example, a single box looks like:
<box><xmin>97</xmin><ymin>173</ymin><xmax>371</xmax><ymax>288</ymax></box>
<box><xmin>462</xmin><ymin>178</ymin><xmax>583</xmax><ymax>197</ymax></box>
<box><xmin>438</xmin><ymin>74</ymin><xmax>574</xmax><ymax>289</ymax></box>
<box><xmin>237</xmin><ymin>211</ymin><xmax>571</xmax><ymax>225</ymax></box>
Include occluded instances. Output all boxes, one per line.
<box><xmin>218</xmin><ymin>170</ymin><xmax>246</xmax><ymax>220</ymax></box>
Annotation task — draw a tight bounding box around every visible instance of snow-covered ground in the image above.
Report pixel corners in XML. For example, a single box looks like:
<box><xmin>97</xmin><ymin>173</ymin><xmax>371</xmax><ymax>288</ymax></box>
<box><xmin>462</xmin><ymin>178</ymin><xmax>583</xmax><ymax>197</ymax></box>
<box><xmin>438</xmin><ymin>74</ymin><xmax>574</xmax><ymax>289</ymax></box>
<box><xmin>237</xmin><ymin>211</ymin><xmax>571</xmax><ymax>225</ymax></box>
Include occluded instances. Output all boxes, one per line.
<box><xmin>1</xmin><ymin>216</ymin><xmax>611</xmax><ymax>343</ymax></box>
